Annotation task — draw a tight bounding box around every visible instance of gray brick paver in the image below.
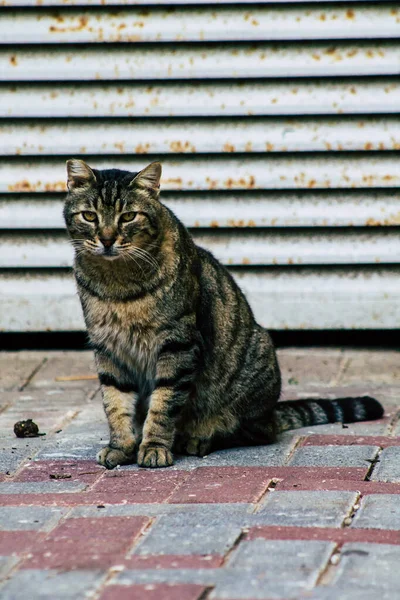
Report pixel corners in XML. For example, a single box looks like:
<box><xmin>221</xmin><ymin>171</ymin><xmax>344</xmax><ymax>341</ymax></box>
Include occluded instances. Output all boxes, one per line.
<box><xmin>352</xmin><ymin>494</ymin><xmax>400</xmax><ymax>530</ymax></box>
<box><xmin>256</xmin><ymin>491</ymin><xmax>358</xmax><ymax>527</ymax></box>
<box><xmin>0</xmin><ymin>506</ymin><xmax>67</xmax><ymax>531</ymax></box>
<box><xmin>370</xmin><ymin>446</ymin><xmax>400</xmax><ymax>483</ymax></box>
<box><xmin>0</xmin><ymin>569</ymin><xmax>106</xmax><ymax>600</ymax></box>
<box><xmin>288</xmin><ymin>445</ymin><xmax>380</xmax><ymax>468</ymax></box>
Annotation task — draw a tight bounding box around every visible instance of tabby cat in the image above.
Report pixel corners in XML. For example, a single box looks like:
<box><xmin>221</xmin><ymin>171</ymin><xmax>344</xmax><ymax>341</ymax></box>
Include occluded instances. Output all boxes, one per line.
<box><xmin>64</xmin><ymin>160</ymin><xmax>384</xmax><ymax>469</ymax></box>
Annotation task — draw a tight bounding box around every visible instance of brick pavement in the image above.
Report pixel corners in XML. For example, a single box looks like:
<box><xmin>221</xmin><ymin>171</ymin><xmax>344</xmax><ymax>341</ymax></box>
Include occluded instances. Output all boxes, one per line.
<box><xmin>0</xmin><ymin>348</ymin><xmax>399</xmax><ymax>599</ymax></box>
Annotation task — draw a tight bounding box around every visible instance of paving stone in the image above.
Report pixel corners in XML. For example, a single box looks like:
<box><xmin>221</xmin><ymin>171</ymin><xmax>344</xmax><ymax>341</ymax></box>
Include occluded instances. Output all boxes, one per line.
<box><xmin>0</xmin><ymin>352</ymin><xmax>47</xmax><ymax>391</ymax></box>
<box><xmin>0</xmin><ymin>481</ymin><xmax>87</xmax><ymax>494</ymax></box>
<box><xmin>91</xmin><ymin>470</ymin><xmax>189</xmax><ymax>504</ymax></box>
<box><xmin>24</xmin><ymin>516</ymin><xmax>149</xmax><ymax>569</ymax></box>
<box><xmin>0</xmin><ymin>389</ymin><xmax>89</xmax><ymax>433</ymax></box>
<box><xmin>371</xmin><ymin>447</ymin><xmax>400</xmax><ymax>482</ymax></box>
<box><xmin>0</xmin><ymin>531</ymin><xmax>48</xmax><ymax>555</ymax></box>
<box><xmin>126</xmin><ymin>555</ymin><xmax>224</xmax><ymax>569</ymax></box>
<box><xmin>14</xmin><ymin>459</ymin><xmax>104</xmax><ymax>484</ymax></box>
<box><xmin>288</xmin><ymin>445</ymin><xmax>379</xmax><ymax>468</ymax></box>
<box><xmin>0</xmin><ymin>569</ymin><xmax>106</xmax><ymax>600</ymax></box>
<box><xmin>70</xmin><ymin>503</ymin><xmax>252</xmax><ymax>521</ymax></box>
<box><xmin>169</xmin><ymin>438</ymin><xmax>298</xmax><ymax>470</ymax></box>
<box><xmin>277</xmin><ymin>348</ymin><xmax>343</xmax><ymax>387</ymax></box>
<box><xmin>132</xmin><ymin>511</ymin><xmax>242</xmax><ymax>556</ymax></box>
<box><xmin>0</xmin><ymin>556</ymin><xmax>19</xmax><ymax>580</ymax></box>
<box><xmin>212</xmin><ymin>539</ymin><xmax>335</xmax><ymax>599</ymax></box>
<box><xmin>26</xmin><ymin>351</ymin><xmax>98</xmax><ymax>390</ymax></box>
<box><xmin>326</xmin><ymin>542</ymin><xmax>400</xmax><ymax>597</ymax></box>
<box><xmin>168</xmin><ymin>467</ymin><xmax>272</xmax><ymax>504</ymax></box>
<box><xmin>0</xmin><ymin>438</ymin><xmax>45</xmax><ymax>475</ymax></box>
<box><xmin>340</xmin><ymin>350</ymin><xmax>400</xmax><ymax>385</ymax></box>
<box><xmin>0</xmin><ymin>506</ymin><xmax>66</xmax><ymax>531</ymax></box>
<box><xmin>255</xmin><ymin>491</ymin><xmax>358</xmax><ymax>528</ymax></box>
<box><xmin>99</xmin><ymin>584</ymin><xmax>209</xmax><ymax>600</ymax></box>
<box><xmin>35</xmin><ymin>434</ymin><xmax>106</xmax><ymax>461</ymax></box>
<box><xmin>115</xmin><ymin>569</ymin><xmax>218</xmax><ymax>586</ymax></box>
<box><xmin>352</xmin><ymin>494</ymin><xmax>400</xmax><ymax>530</ymax></box>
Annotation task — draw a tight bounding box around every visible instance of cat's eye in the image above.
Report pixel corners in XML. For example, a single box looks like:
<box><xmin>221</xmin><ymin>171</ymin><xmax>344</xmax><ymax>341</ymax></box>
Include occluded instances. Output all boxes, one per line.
<box><xmin>82</xmin><ymin>211</ymin><xmax>97</xmax><ymax>222</ymax></box>
<box><xmin>120</xmin><ymin>212</ymin><xmax>137</xmax><ymax>223</ymax></box>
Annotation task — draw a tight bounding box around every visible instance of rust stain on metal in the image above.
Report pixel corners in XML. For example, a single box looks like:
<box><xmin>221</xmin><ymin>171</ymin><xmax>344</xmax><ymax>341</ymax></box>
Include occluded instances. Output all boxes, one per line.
<box><xmin>135</xmin><ymin>143</ymin><xmax>150</xmax><ymax>154</ymax></box>
<box><xmin>265</xmin><ymin>143</ymin><xmax>274</xmax><ymax>152</ymax></box>
<box><xmin>346</xmin><ymin>9</ymin><xmax>355</xmax><ymax>20</ymax></box>
<box><xmin>223</xmin><ymin>143</ymin><xmax>235</xmax><ymax>153</ymax></box>
<box><xmin>210</xmin><ymin>221</ymin><xmax>219</xmax><ymax>228</ymax></box>
<box><xmin>224</xmin><ymin>176</ymin><xmax>255</xmax><ymax>189</ymax></box>
<box><xmin>9</xmin><ymin>55</ymin><xmax>18</xmax><ymax>66</ymax></box>
<box><xmin>163</xmin><ymin>177</ymin><xmax>183</xmax><ymax>187</ymax></box>
<box><xmin>49</xmin><ymin>15</ymin><xmax>89</xmax><ymax>34</ymax></box>
<box><xmin>170</xmin><ymin>141</ymin><xmax>196</xmax><ymax>153</ymax></box>
<box><xmin>242</xmin><ymin>257</ymin><xmax>251</xmax><ymax>265</ymax></box>
<box><xmin>206</xmin><ymin>177</ymin><xmax>218</xmax><ymax>190</ymax></box>
<box><xmin>308</xmin><ymin>180</ymin><xmax>316</xmax><ymax>188</ymax></box>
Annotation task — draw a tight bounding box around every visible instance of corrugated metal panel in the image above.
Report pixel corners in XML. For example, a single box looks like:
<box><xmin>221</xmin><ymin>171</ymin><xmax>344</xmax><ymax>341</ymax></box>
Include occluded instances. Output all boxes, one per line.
<box><xmin>1</xmin><ymin>269</ymin><xmax>399</xmax><ymax>332</ymax></box>
<box><xmin>2</xmin><ymin>156</ymin><xmax>400</xmax><ymax>193</ymax></box>
<box><xmin>2</xmin><ymin>230</ymin><xmax>399</xmax><ymax>268</ymax></box>
<box><xmin>2</xmin><ymin>43</ymin><xmax>400</xmax><ymax>81</ymax></box>
<box><xmin>3</xmin><ymin>1</ymin><xmax>393</xmax><ymax>6</ymax></box>
<box><xmin>4</xmin><ymin>5</ymin><xmax>400</xmax><ymax>44</ymax></box>
<box><xmin>4</xmin><ymin>118</ymin><xmax>400</xmax><ymax>155</ymax></box>
<box><xmin>2</xmin><ymin>80</ymin><xmax>400</xmax><ymax>118</ymax></box>
<box><xmin>1</xmin><ymin>1</ymin><xmax>400</xmax><ymax>331</ymax></box>
<box><xmin>2</xmin><ymin>191</ymin><xmax>400</xmax><ymax>229</ymax></box>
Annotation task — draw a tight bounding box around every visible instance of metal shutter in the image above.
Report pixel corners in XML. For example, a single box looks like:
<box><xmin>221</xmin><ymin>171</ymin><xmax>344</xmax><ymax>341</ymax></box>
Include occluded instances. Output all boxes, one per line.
<box><xmin>1</xmin><ymin>1</ymin><xmax>400</xmax><ymax>331</ymax></box>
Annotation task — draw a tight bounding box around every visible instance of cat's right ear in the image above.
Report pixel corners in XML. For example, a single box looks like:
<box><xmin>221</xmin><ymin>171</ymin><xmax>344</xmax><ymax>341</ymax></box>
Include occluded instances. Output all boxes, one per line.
<box><xmin>66</xmin><ymin>159</ymin><xmax>96</xmax><ymax>192</ymax></box>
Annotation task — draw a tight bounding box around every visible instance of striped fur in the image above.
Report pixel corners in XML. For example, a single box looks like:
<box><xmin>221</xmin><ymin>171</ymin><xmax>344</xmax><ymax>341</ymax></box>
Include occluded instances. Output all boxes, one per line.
<box><xmin>64</xmin><ymin>160</ymin><xmax>384</xmax><ymax>469</ymax></box>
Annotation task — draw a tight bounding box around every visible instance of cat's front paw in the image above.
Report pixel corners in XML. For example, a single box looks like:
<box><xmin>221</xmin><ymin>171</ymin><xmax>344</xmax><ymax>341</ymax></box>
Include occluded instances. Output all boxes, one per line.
<box><xmin>137</xmin><ymin>444</ymin><xmax>173</xmax><ymax>468</ymax></box>
<box><xmin>97</xmin><ymin>445</ymin><xmax>136</xmax><ymax>470</ymax></box>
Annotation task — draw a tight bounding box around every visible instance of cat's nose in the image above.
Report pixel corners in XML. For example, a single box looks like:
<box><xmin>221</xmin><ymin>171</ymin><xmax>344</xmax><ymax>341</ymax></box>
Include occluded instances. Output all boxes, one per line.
<box><xmin>99</xmin><ymin>237</ymin><xmax>115</xmax><ymax>248</ymax></box>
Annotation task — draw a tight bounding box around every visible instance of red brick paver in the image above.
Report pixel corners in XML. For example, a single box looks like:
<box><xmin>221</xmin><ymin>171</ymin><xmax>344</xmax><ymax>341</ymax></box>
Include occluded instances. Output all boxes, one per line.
<box><xmin>99</xmin><ymin>584</ymin><xmax>209</xmax><ymax>600</ymax></box>
<box><xmin>23</xmin><ymin>516</ymin><xmax>149</xmax><ymax>570</ymax></box>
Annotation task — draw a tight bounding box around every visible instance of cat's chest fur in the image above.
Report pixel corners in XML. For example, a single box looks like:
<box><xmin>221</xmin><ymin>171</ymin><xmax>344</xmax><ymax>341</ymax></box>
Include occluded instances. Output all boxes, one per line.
<box><xmin>83</xmin><ymin>294</ymin><xmax>159</xmax><ymax>379</ymax></box>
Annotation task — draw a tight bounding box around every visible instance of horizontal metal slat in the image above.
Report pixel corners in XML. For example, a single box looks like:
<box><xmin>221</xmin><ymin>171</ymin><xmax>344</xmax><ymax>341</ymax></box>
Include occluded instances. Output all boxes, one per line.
<box><xmin>1</xmin><ymin>230</ymin><xmax>399</xmax><ymax>268</ymax></box>
<box><xmin>4</xmin><ymin>1</ymin><xmax>393</xmax><ymax>6</ymax></box>
<box><xmin>3</xmin><ymin>117</ymin><xmax>400</xmax><ymax>156</ymax></box>
<box><xmin>2</xmin><ymin>268</ymin><xmax>399</xmax><ymax>331</ymax></box>
<box><xmin>2</xmin><ymin>156</ymin><xmax>400</xmax><ymax>193</ymax></box>
<box><xmin>4</xmin><ymin>5</ymin><xmax>400</xmax><ymax>44</ymax></box>
<box><xmin>2</xmin><ymin>42</ymin><xmax>399</xmax><ymax>81</ymax></box>
<box><xmin>2</xmin><ymin>191</ymin><xmax>400</xmax><ymax>229</ymax></box>
<box><xmin>2</xmin><ymin>79</ymin><xmax>400</xmax><ymax>118</ymax></box>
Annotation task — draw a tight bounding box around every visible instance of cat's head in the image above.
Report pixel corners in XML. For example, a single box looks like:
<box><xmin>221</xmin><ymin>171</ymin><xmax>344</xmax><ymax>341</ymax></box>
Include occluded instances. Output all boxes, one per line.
<box><xmin>64</xmin><ymin>160</ymin><xmax>162</xmax><ymax>263</ymax></box>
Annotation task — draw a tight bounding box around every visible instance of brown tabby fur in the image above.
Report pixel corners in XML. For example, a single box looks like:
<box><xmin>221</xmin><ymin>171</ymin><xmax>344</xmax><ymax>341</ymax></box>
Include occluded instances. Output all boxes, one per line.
<box><xmin>64</xmin><ymin>160</ymin><xmax>383</xmax><ymax>469</ymax></box>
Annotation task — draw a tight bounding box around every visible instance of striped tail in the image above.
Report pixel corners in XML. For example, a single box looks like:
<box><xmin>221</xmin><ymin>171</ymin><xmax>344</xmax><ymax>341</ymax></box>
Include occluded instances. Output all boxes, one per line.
<box><xmin>274</xmin><ymin>396</ymin><xmax>384</xmax><ymax>433</ymax></box>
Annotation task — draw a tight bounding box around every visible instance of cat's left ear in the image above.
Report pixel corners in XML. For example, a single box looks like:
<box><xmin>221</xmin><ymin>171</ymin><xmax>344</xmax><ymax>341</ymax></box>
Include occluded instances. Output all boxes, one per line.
<box><xmin>130</xmin><ymin>162</ymin><xmax>162</xmax><ymax>191</ymax></box>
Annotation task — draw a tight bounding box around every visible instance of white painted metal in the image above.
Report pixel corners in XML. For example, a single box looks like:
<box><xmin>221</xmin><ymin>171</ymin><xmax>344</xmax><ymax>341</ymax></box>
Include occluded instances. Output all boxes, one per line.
<box><xmin>4</xmin><ymin>0</ymin><xmax>393</xmax><ymax>6</ymax></box>
<box><xmin>2</xmin><ymin>269</ymin><xmax>399</xmax><ymax>332</ymax></box>
<box><xmin>3</xmin><ymin>118</ymin><xmax>400</xmax><ymax>156</ymax></box>
<box><xmin>2</xmin><ymin>80</ymin><xmax>400</xmax><ymax>118</ymax></box>
<box><xmin>1</xmin><ymin>2</ymin><xmax>400</xmax><ymax>332</ymax></box>
<box><xmin>2</xmin><ymin>192</ymin><xmax>400</xmax><ymax>229</ymax></box>
<box><xmin>1</xmin><ymin>231</ymin><xmax>399</xmax><ymax>268</ymax></box>
<box><xmin>2</xmin><ymin>156</ymin><xmax>400</xmax><ymax>193</ymax></box>
<box><xmin>4</xmin><ymin>6</ymin><xmax>400</xmax><ymax>44</ymax></box>
<box><xmin>2</xmin><ymin>43</ymin><xmax>399</xmax><ymax>81</ymax></box>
